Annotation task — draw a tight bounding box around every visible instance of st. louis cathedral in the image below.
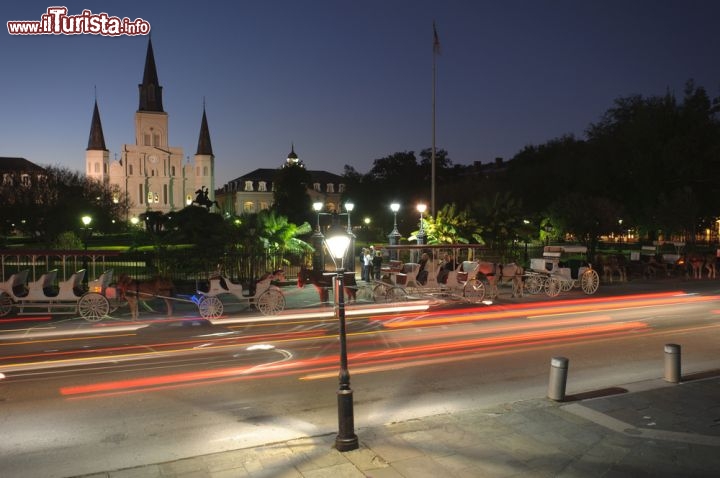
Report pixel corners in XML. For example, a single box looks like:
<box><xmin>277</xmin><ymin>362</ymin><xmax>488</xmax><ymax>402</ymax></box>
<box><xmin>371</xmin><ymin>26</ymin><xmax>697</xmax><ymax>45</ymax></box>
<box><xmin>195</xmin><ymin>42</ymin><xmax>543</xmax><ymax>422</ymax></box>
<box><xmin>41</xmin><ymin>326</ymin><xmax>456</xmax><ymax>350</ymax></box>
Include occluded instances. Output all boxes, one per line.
<box><xmin>85</xmin><ymin>37</ymin><xmax>215</xmax><ymax>220</ymax></box>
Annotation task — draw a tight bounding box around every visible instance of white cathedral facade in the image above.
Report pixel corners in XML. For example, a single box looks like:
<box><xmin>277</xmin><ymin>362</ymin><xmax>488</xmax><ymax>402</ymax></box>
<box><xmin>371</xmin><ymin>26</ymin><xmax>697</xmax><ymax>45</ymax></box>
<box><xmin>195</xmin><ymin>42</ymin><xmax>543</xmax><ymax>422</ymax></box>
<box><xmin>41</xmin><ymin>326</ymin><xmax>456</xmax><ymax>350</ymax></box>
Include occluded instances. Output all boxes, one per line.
<box><xmin>85</xmin><ymin>38</ymin><xmax>215</xmax><ymax>220</ymax></box>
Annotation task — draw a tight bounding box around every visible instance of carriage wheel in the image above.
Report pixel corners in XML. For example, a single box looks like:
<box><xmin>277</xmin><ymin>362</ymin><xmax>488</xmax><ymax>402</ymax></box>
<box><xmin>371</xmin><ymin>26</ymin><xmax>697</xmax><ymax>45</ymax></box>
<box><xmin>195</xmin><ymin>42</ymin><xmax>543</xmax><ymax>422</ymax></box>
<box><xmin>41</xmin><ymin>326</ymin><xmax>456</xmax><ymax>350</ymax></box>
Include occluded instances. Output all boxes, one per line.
<box><xmin>78</xmin><ymin>292</ymin><xmax>110</xmax><ymax>322</ymax></box>
<box><xmin>0</xmin><ymin>292</ymin><xmax>14</xmax><ymax>317</ymax></box>
<box><xmin>256</xmin><ymin>289</ymin><xmax>285</xmax><ymax>316</ymax></box>
<box><xmin>525</xmin><ymin>274</ymin><xmax>544</xmax><ymax>295</ymax></box>
<box><xmin>199</xmin><ymin>296</ymin><xmax>224</xmax><ymax>319</ymax></box>
<box><xmin>373</xmin><ymin>283</ymin><xmax>390</xmax><ymax>302</ymax></box>
<box><xmin>544</xmin><ymin>277</ymin><xmax>562</xmax><ymax>297</ymax></box>
<box><xmin>581</xmin><ymin>269</ymin><xmax>600</xmax><ymax>294</ymax></box>
<box><xmin>560</xmin><ymin>279</ymin><xmax>573</xmax><ymax>292</ymax></box>
<box><xmin>463</xmin><ymin>279</ymin><xmax>485</xmax><ymax>302</ymax></box>
<box><xmin>386</xmin><ymin>286</ymin><xmax>407</xmax><ymax>302</ymax></box>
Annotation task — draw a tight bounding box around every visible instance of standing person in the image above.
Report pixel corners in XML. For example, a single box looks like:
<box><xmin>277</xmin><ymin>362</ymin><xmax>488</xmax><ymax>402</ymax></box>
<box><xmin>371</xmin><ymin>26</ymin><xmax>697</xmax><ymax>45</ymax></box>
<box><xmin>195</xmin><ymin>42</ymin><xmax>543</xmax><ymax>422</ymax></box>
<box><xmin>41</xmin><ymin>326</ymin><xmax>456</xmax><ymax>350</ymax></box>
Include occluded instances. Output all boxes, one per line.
<box><xmin>373</xmin><ymin>248</ymin><xmax>383</xmax><ymax>280</ymax></box>
<box><xmin>361</xmin><ymin>248</ymin><xmax>371</xmax><ymax>281</ymax></box>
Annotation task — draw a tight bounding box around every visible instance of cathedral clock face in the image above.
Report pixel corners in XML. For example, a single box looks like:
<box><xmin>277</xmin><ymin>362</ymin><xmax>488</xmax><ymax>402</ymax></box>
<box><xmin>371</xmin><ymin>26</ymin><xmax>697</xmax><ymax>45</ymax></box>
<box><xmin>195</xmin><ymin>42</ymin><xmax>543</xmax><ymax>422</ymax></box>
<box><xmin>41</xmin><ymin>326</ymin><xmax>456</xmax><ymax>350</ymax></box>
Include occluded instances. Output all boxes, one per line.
<box><xmin>148</xmin><ymin>155</ymin><xmax>157</xmax><ymax>164</ymax></box>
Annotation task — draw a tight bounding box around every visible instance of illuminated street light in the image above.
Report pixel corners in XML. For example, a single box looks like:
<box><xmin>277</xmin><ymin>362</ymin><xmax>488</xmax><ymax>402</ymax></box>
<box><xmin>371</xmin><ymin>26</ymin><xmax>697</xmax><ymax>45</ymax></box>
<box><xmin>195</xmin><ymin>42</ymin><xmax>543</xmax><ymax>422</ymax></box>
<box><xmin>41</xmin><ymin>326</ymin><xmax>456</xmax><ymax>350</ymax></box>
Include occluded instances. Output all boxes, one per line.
<box><xmin>344</xmin><ymin>202</ymin><xmax>356</xmax><ymax>272</ymax></box>
<box><xmin>416</xmin><ymin>203</ymin><xmax>427</xmax><ymax>245</ymax></box>
<box><xmin>388</xmin><ymin>203</ymin><xmax>401</xmax><ymax>259</ymax></box>
<box><xmin>312</xmin><ymin>202</ymin><xmax>325</xmax><ymax>271</ymax></box>
<box><xmin>81</xmin><ymin>215</ymin><xmax>93</xmax><ymax>286</ymax></box>
<box><xmin>323</xmin><ymin>225</ymin><xmax>359</xmax><ymax>452</ymax></box>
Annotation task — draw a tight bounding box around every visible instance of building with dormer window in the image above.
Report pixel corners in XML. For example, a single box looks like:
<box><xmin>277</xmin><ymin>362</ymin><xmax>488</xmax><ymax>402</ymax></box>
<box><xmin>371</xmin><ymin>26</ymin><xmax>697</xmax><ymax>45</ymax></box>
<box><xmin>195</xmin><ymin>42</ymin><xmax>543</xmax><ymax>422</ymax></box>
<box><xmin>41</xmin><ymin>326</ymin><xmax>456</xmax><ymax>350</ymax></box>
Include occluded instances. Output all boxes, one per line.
<box><xmin>216</xmin><ymin>145</ymin><xmax>345</xmax><ymax>215</ymax></box>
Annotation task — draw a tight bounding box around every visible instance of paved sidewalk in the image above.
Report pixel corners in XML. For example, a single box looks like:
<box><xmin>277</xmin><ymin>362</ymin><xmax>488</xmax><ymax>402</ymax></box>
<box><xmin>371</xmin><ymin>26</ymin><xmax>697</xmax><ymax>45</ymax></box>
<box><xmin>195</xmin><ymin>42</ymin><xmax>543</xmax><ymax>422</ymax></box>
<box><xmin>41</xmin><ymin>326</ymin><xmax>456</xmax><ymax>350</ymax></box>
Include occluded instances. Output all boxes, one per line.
<box><xmin>74</xmin><ymin>373</ymin><xmax>720</xmax><ymax>478</ymax></box>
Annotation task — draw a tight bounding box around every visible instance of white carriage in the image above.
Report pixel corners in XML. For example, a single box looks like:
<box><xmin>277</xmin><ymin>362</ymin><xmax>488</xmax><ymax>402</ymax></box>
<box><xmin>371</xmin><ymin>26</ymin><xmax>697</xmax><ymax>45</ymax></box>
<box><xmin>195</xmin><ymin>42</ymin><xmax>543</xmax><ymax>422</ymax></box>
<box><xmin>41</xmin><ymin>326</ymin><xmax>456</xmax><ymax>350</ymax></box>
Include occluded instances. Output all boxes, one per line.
<box><xmin>195</xmin><ymin>273</ymin><xmax>285</xmax><ymax>319</ymax></box>
<box><xmin>526</xmin><ymin>245</ymin><xmax>600</xmax><ymax>297</ymax></box>
<box><xmin>371</xmin><ymin>245</ymin><xmax>486</xmax><ymax>303</ymax></box>
<box><xmin>0</xmin><ymin>268</ymin><xmax>120</xmax><ymax>321</ymax></box>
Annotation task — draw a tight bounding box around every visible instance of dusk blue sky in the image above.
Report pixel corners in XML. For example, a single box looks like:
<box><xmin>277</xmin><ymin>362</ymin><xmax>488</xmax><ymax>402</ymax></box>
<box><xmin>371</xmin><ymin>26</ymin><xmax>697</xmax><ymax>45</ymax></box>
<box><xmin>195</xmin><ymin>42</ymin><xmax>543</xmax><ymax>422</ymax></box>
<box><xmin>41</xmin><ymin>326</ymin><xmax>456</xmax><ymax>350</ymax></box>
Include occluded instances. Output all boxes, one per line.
<box><xmin>3</xmin><ymin>1</ymin><xmax>720</xmax><ymax>186</ymax></box>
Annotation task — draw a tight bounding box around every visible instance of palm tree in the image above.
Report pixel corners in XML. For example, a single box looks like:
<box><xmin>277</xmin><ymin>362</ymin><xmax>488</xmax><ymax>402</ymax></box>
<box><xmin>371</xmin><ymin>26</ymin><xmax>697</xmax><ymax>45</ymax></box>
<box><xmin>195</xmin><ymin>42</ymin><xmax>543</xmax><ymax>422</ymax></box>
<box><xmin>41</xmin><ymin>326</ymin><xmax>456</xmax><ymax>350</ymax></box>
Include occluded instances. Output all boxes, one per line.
<box><xmin>409</xmin><ymin>203</ymin><xmax>479</xmax><ymax>245</ymax></box>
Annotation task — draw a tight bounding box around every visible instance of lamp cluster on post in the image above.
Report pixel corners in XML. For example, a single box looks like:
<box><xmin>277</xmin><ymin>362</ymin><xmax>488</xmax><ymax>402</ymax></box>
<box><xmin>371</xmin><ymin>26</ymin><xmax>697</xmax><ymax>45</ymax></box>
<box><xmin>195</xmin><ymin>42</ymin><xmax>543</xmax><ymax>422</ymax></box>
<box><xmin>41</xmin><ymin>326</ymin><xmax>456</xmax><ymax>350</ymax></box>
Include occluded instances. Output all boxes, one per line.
<box><xmin>323</xmin><ymin>224</ymin><xmax>359</xmax><ymax>452</ymax></box>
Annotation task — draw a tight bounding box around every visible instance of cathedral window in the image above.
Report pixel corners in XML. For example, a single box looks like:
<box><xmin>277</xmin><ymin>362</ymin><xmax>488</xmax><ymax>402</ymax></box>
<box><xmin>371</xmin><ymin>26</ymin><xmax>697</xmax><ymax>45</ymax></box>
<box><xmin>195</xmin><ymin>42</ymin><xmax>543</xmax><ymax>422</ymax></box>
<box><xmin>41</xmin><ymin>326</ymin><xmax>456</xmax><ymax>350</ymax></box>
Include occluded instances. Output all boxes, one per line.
<box><xmin>171</xmin><ymin>166</ymin><xmax>175</xmax><ymax>176</ymax></box>
<box><xmin>163</xmin><ymin>185</ymin><xmax>168</xmax><ymax>204</ymax></box>
<box><xmin>139</xmin><ymin>184</ymin><xmax>144</xmax><ymax>204</ymax></box>
<box><xmin>203</xmin><ymin>166</ymin><xmax>208</xmax><ymax>176</ymax></box>
<box><xmin>129</xmin><ymin>164</ymin><xmax>133</xmax><ymax>175</ymax></box>
<box><xmin>153</xmin><ymin>133</ymin><xmax>160</xmax><ymax>146</ymax></box>
<box><xmin>244</xmin><ymin>181</ymin><xmax>254</xmax><ymax>191</ymax></box>
<box><xmin>144</xmin><ymin>133</ymin><xmax>151</xmax><ymax>146</ymax></box>
<box><xmin>94</xmin><ymin>162</ymin><xmax>100</xmax><ymax>173</ymax></box>
<box><xmin>326</xmin><ymin>183</ymin><xmax>334</xmax><ymax>193</ymax></box>
<box><xmin>258</xmin><ymin>181</ymin><xmax>267</xmax><ymax>192</ymax></box>
<box><xmin>313</xmin><ymin>183</ymin><xmax>321</xmax><ymax>192</ymax></box>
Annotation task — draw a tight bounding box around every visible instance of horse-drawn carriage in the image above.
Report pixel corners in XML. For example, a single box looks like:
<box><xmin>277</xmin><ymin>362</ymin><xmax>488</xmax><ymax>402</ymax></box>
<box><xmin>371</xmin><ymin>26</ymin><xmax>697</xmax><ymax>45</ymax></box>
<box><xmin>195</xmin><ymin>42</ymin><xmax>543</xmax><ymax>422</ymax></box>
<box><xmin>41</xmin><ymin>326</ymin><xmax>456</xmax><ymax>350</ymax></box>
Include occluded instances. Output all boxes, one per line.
<box><xmin>526</xmin><ymin>245</ymin><xmax>600</xmax><ymax>296</ymax></box>
<box><xmin>195</xmin><ymin>270</ymin><xmax>286</xmax><ymax>319</ymax></box>
<box><xmin>369</xmin><ymin>245</ymin><xmax>488</xmax><ymax>303</ymax></box>
<box><xmin>0</xmin><ymin>268</ymin><xmax>120</xmax><ymax>321</ymax></box>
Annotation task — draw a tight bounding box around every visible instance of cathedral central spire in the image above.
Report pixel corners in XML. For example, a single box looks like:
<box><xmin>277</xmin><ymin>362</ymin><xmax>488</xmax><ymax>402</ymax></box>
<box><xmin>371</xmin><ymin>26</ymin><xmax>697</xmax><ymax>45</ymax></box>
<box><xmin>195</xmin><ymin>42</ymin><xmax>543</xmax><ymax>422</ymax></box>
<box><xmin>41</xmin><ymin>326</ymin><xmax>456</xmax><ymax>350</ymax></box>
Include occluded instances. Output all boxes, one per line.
<box><xmin>138</xmin><ymin>36</ymin><xmax>164</xmax><ymax>112</ymax></box>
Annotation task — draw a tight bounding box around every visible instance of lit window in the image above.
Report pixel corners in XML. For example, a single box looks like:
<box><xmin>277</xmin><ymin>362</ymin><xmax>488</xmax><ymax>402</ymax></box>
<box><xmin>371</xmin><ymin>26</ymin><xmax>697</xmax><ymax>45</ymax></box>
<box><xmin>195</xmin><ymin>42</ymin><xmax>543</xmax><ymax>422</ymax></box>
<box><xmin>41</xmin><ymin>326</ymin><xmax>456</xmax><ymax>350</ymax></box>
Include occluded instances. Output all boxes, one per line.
<box><xmin>258</xmin><ymin>181</ymin><xmax>267</xmax><ymax>192</ymax></box>
<box><xmin>243</xmin><ymin>201</ymin><xmax>254</xmax><ymax>212</ymax></box>
<box><xmin>244</xmin><ymin>181</ymin><xmax>254</xmax><ymax>191</ymax></box>
<box><xmin>260</xmin><ymin>201</ymin><xmax>269</xmax><ymax>210</ymax></box>
<box><xmin>314</xmin><ymin>183</ymin><xmax>321</xmax><ymax>192</ymax></box>
<box><xmin>327</xmin><ymin>183</ymin><xmax>334</xmax><ymax>193</ymax></box>
<box><xmin>21</xmin><ymin>174</ymin><xmax>30</xmax><ymax>186</ymax></box>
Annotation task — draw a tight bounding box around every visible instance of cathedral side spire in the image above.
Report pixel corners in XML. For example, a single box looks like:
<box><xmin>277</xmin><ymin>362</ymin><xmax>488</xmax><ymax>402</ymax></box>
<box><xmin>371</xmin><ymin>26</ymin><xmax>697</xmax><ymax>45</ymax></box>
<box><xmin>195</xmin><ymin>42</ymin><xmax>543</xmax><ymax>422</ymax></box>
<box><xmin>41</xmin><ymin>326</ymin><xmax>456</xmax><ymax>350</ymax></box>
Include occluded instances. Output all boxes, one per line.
<box><xmin>196</xmin><ymin>105</ymin><xmax>213</xmax><ymax>155</ymax></box>
<box><xmin>87</xmin><ymin>99</ymin><xmax>107</xmax><ymax>151</ymax></box>
<box><xmin>138</xmin><ymin>36</ymin><xmax>164</xmax><ymax>112</ymax></box>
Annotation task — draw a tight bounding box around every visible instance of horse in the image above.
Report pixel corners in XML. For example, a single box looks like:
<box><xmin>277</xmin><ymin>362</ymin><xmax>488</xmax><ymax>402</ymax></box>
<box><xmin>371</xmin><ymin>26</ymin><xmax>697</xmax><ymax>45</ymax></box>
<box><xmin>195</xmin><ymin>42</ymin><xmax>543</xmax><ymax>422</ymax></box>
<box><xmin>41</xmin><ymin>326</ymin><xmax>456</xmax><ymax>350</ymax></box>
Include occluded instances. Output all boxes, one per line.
<box><xmin>475</xmin><ymin>261</ymin><xmax>524</xmax><ymax>298</ymax></box>
<box><xmin>116</xmin><ymin>274</ymin><xmax>175</xmax><ymax>320</ymax></box>
<box><xmin>704</xmin><ymin>253</ymin><xmax>717</xmax><ymax>279</ymax></box>
<box><xmin>596</xmin><ymin>253</ymin><xmax>627</xmax><ymax>283</ymax></box>
<box><xmin>683</xmin><ymin>252</ymin><xmax>705</xmax><ymax>279</ymax></box>
<box><xmin>297</xmin><ymin>265</ymin><xmax>357</xmax><ymax>304</ymax></box>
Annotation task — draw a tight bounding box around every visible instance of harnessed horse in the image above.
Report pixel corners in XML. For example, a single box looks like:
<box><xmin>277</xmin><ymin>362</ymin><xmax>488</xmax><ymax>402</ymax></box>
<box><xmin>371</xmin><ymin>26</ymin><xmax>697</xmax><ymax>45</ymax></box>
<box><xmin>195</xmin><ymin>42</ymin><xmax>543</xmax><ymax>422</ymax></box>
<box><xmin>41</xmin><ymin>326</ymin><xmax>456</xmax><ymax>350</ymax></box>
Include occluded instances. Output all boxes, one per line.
<box><xmin>475</xmin><ymin>261</ymin><xmax>524</xmax><ymax>298</ymax></box>
<box><xmin>297</xmin><ymin>265</ymin><xmax>357</xmax><ymax>304</ymax></box>
<box><xmin>116</xmin><ymin>274</ymin><xmax>175</xmax><ymax>320</ymax></box>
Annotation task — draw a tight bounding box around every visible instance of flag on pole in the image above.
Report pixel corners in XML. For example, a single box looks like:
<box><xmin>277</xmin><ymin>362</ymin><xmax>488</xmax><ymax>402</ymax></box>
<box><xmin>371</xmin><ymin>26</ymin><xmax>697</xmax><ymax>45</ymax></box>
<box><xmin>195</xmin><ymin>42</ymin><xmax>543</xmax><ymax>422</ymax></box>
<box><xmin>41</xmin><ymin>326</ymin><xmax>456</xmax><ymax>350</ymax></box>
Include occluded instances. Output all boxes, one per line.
<box><xmin>433</xmin><ymin>22</ymin><xmax>440</xmax><ymax>55</ymax></box>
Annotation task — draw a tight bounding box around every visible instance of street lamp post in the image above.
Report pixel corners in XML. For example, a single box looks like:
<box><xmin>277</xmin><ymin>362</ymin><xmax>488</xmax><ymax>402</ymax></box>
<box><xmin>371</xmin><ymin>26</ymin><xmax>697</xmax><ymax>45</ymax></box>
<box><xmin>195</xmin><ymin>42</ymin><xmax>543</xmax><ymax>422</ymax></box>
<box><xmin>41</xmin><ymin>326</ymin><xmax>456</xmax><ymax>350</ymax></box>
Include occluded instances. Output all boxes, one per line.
<box><xmin>344</xmin><ymin>202</ymin><xmax>356</xmax><ymax>273</ymax></box>
<box><xmin>388</xmin><ymin>202</ymin><xmax>401</xmax><ymax>260</ymax></box>
<box><xmin>416</xmin><ymin>203</ymin><xmax>427</xmax><ymax>246</ymax></box>
<box><xmin>324</xmin><ymin>227</ymin><xmax>359</xmax><ymax>452</ymax></box>
<box><xmin>81</xmin><ymin>215</ymin><xmax>92</xmax><ymax>285</ymax></box>
<box><xmin>312</xmin><ymin>202</ymin><xmax>325</xmax><ymax>272</ymax></box>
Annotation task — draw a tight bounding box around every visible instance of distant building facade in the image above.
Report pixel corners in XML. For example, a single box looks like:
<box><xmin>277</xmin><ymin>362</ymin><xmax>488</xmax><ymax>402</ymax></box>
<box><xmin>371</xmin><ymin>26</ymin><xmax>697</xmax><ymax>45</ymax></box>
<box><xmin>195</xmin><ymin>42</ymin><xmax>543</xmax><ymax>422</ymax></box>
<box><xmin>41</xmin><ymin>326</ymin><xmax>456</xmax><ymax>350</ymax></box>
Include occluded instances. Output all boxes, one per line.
<box><xmin>85</xmin><ymin>38</ymin><xmax>215</xmax><ymax>220</ymax></box>
<box><xmin>0</xmin><ymin>157</ymin><xmax>46</xmax><ymax>190</ymax></box>
<box><xmin>216</xmin><ymin>146</ymin><xmax>345</xmax><ymax>215</ymax></box>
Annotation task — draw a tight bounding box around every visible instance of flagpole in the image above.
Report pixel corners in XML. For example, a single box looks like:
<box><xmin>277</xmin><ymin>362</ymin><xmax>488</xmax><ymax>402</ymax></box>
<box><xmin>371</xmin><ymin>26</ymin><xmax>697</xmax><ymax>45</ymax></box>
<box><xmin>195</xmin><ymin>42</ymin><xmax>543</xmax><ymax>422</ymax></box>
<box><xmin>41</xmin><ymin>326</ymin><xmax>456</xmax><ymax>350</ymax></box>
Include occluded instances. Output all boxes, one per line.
<box><xmin>431</xmin><ymin>22</ymin><xmax>438</xmax><ymax>217</ymax></box>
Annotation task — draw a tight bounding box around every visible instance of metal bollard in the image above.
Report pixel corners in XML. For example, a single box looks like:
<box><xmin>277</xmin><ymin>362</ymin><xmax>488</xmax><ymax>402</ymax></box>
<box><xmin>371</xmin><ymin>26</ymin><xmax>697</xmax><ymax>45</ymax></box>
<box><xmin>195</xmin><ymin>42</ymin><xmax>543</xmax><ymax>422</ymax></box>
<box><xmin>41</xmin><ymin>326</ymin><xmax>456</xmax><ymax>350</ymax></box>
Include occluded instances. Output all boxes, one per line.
<box><xmin>548</xmin><ymin>356</ymin><xmax>569</xmax><ymax>401</ymax></box>
<box><xmin>664</xmin><ymin>343</ymin><xmax>681</xmax><ymax>383</ymax></box>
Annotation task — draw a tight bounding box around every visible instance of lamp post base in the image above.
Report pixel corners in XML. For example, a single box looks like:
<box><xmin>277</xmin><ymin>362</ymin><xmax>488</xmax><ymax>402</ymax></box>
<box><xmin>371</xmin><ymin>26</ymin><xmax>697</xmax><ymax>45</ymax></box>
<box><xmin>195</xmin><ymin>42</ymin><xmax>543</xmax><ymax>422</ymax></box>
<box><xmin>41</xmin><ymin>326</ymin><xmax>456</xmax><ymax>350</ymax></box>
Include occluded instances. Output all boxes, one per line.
<box><xmin>335</xmin><ymin>388</ymin><xmax>358</xmax><ymax>451</ymax></box>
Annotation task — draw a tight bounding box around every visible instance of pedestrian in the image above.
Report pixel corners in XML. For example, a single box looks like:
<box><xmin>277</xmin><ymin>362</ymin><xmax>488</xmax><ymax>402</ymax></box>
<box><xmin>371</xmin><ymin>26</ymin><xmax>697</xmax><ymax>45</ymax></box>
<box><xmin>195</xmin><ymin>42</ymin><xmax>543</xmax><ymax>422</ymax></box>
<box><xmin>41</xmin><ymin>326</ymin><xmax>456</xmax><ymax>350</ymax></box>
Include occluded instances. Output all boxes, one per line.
<box><xmin>373</xmin><ymin>249</ymin><xmax>383</xmax><ymax>280</ymax></box>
